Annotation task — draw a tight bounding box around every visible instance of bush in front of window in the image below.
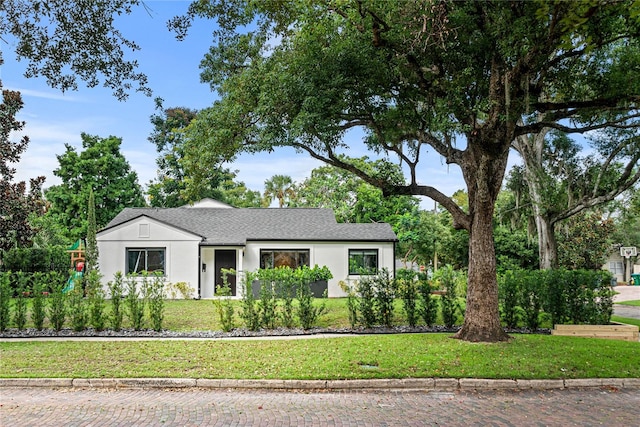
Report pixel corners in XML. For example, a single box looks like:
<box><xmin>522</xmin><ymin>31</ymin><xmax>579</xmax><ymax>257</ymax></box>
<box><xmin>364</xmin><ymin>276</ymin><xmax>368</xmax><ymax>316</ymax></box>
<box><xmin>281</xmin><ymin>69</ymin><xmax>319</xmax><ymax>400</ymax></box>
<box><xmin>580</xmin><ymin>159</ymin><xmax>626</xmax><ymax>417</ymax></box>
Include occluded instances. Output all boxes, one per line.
<box><xmin>125</xmin><ymin>273</ymin><xmax>145</xmax><ymax>331</ymax></box>
<box><xmin>144</xmin><ymin>271</ymin><xmax>166</xmax><ymax>332</ymax></box>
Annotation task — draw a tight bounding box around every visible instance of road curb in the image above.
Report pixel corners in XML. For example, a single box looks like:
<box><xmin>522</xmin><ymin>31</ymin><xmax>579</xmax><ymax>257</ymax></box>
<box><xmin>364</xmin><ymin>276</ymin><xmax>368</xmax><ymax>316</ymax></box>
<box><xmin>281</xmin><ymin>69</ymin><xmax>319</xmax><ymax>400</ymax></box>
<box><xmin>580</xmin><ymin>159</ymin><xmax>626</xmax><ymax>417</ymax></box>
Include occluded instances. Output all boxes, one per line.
<box><xmin>1</xmin><ymin>377</ymin><xmax>638</xmax><ymax>391</ymax></box>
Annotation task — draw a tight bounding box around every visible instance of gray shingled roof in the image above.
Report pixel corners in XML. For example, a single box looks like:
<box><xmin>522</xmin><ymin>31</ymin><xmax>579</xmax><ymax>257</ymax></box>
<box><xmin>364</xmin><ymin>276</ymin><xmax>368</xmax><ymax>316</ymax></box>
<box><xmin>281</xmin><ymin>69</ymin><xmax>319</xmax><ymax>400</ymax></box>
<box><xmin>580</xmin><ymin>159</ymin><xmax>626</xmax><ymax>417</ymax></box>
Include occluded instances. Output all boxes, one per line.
<box><xmin>100</xmin><ymin>207</ymin><xmax>397</xmax><ymax>245</ymax></box>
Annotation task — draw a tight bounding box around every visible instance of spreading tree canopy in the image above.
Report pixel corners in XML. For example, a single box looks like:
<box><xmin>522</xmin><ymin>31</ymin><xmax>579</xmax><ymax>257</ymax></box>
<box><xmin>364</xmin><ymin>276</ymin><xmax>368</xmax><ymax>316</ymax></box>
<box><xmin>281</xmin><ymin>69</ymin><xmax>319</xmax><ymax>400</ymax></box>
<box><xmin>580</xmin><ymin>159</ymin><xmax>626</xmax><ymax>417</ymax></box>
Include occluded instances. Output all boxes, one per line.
<box><xmin>0</xmin><ymin>0</ymin><xmax>151</xmax><ymax>100</ymax></box>
<box><xmin>173</xmin><ymin>0</ymin><xmax>640</xmax><ymax>342</ymax></box>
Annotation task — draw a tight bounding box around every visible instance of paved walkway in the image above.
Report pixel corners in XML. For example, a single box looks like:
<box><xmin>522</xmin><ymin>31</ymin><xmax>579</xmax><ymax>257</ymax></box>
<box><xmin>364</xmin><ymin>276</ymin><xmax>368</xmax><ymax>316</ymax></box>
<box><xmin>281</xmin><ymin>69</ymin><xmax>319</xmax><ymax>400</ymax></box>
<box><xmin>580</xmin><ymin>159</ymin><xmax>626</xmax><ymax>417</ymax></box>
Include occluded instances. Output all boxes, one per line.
<box><xmin>2</xmin><ymin>386</ymin><xmax>639</xmax><ymax>426</ymax></box>
<box><xmin>613</xmin><ymin>285</ymin><xmax>640</xmax><ymax>320</ymax></box>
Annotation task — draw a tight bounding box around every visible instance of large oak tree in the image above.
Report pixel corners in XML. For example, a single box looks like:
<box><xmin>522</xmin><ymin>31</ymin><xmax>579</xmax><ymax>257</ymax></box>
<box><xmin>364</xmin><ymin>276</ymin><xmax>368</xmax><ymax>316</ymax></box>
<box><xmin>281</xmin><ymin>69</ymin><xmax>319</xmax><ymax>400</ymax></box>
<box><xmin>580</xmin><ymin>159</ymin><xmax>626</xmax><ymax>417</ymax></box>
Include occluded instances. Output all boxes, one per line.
<box><xmin>174</xmin><ymin>1</ymin><xmax>640</xmax><ymax>342</ymax></box>
<box><xmin>1</xmin><ymin>0</ymin><xmax>150</xmax><ymax>100</ymax></box>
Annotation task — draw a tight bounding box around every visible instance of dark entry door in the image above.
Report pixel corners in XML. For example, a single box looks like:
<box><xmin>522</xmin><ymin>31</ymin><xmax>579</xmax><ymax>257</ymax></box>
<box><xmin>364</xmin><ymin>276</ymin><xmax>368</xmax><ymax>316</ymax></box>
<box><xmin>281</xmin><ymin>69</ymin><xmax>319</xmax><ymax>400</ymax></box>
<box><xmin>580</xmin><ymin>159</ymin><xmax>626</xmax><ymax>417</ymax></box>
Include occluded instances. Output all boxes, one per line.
<box><xmin>215</xmin><ymin>250</ymin><xmax>236</xmax><ymax>295</ymax></box>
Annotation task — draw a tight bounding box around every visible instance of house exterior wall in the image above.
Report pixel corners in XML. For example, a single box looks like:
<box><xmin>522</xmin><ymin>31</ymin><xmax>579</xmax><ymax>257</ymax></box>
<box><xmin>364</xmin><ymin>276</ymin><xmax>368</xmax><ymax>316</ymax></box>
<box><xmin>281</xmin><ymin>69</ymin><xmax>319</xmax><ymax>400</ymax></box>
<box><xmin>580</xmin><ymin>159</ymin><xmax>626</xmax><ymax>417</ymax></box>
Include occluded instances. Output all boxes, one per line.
<box><xmin>602</xmin><ymin>250</ymin><xmax>640</xmax><ymax>284</ymax></box>
<box><xmin>242</xmin><ymin>240</ymin><xmax>396</xmax><ymax>297</ymax></box>
<box><xmin>97</xmin><ymin>217</ymin><xmax>201</xmax><ymax>296</ymax></box>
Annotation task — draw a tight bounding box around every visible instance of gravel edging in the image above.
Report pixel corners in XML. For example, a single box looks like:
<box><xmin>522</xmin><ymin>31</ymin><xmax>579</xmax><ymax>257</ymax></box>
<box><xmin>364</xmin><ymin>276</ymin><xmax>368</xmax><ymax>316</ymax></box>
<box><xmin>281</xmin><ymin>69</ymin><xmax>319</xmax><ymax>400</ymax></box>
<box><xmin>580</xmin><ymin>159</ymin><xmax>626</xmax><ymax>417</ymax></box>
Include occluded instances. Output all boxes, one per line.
<box><xmin>0</xmin><ymin>325</ymin><xmax>550</xmax><ymax>339</ymax></box>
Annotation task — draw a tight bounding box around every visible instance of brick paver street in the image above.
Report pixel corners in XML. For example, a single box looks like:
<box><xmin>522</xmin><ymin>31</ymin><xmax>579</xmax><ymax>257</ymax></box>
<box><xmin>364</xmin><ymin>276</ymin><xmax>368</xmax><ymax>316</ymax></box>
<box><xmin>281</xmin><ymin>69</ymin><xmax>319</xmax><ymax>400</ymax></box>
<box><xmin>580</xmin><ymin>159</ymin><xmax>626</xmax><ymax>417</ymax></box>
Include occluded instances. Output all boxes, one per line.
<box><xmin>1</xmin><ymin>386</ymin><xmax>639</xmax><ymax>426</ymax></box>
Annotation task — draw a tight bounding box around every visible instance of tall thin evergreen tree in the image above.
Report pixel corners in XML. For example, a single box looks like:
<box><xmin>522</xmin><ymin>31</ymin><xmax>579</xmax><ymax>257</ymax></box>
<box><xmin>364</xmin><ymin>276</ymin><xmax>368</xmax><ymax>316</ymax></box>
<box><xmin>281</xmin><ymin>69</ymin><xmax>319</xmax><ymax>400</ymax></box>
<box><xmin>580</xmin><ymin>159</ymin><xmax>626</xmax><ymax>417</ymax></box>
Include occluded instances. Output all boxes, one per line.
<box><xmin>85</xmin><ymin>189</ymin><xmax>99</xmax><ymax>273</ymax></box>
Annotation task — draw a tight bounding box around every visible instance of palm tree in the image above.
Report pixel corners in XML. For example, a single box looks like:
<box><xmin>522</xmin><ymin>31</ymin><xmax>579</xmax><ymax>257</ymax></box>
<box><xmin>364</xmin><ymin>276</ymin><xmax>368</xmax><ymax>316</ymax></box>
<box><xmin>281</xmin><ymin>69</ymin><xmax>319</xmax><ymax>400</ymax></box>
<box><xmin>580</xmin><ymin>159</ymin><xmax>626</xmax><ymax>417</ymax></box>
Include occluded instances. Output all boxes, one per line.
<box><xmin>263</xmin><ymin>175</ymin><xmax>296</xmax><ymax>208</ymax></box>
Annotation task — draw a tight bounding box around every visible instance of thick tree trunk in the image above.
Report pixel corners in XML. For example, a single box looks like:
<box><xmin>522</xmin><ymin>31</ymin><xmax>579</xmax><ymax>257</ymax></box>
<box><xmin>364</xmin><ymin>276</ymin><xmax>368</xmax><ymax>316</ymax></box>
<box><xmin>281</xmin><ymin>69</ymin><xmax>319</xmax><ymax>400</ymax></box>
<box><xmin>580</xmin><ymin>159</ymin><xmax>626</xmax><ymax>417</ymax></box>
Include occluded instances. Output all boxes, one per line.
<box><xmin>534</xmin><ymin>212</ymin><xmax>558</xmax><ymax>270</ymax></box>
<box><xmin>453</xmin><ymin>139</ymin><xmax>510</xmax><ymax>342</ymax></box>
<box><xmin>454</xmin><ymin>204</ymin><xmax>509</xmax><ymax>342</ymax></box>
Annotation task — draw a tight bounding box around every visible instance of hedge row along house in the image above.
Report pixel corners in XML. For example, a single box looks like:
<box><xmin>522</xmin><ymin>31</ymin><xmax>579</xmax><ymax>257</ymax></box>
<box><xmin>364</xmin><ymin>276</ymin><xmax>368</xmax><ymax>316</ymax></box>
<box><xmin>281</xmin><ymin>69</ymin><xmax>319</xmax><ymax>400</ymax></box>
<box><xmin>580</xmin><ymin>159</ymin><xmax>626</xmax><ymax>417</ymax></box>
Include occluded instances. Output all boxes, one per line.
<box><xmin>96</xmin><ymin>199</ymin><xmax>397</xmax><ymax>298</ymax></box>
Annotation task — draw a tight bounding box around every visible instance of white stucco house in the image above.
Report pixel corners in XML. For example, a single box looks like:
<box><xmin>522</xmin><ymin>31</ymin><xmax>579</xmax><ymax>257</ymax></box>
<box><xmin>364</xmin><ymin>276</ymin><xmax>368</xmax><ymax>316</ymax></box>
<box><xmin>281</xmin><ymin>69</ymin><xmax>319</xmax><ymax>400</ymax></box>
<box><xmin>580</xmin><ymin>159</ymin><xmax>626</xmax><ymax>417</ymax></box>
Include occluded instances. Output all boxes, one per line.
<box><xmin>96</xmin><ymin>199</ymin><xmax>398</xmax><ymax>298</ymax></box>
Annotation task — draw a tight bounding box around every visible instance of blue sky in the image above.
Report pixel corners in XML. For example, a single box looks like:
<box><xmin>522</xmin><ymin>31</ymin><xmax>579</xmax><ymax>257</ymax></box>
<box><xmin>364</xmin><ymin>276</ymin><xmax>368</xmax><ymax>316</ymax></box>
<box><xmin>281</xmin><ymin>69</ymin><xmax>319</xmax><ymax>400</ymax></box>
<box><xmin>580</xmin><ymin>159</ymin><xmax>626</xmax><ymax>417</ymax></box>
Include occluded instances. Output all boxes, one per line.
<box><xmin>4</xmin><ymin>0</ymin><xmax>469</xmax><ymax>205</ymax></box>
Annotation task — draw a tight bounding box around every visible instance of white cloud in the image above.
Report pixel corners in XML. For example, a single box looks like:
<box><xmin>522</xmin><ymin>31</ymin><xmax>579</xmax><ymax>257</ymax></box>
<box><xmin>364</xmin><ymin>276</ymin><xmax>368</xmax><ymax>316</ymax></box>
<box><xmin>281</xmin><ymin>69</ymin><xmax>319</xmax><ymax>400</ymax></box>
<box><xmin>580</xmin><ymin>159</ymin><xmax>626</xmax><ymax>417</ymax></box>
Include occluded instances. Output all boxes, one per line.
<box><xmin>5</xmin><ymin>87</ymin><xmax>82</xmax><ymax>102</ymax></box>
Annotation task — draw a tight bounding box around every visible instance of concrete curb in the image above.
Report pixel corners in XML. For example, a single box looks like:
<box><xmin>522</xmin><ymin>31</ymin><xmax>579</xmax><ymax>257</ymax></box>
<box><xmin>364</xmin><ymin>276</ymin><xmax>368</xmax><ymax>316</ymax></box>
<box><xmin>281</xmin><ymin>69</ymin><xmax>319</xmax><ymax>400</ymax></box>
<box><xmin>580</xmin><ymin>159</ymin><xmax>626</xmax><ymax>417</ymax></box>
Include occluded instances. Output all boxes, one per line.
<box><xmin>1</xmin><ymin>377</ymin><xmax>638</xmax><ymax>391</ymax></box>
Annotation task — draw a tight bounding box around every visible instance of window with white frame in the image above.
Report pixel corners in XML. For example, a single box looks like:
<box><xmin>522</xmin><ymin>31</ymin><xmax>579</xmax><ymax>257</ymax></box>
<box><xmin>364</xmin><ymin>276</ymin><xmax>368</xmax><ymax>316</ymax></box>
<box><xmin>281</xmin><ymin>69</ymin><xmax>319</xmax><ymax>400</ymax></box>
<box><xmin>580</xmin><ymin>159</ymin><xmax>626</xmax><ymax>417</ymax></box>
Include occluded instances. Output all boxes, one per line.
<box><xmin>127</xmin><ymin>248</ymin><xmax>165</xmax><ymax>274</ymax></box>
<box><xmin>349</xmin><ymin>249</ymin><xmax>378</xmax><ymax>275</ymax></box>
<box><xmin>609</xmin><ymin>261</ymin><xmax>624</xmax><ymax>275</ymax></box>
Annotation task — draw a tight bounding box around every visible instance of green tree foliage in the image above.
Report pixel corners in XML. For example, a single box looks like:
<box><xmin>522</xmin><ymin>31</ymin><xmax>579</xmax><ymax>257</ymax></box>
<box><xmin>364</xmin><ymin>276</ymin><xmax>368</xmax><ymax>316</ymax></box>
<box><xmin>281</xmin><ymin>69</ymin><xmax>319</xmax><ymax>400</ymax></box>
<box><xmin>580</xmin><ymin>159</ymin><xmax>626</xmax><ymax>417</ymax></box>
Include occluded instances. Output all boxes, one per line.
<box><xmin>0</xmin><ymin>0</ymin><xmax>151</xmax><ymax>100</ymax></box>
<box><xmin>513</xmin><ymin>129</ymin><xmax>640</xmax><ymax>269</ymax></box>
<box><xmin>219</xmin><ymin>178</ymin><xmax>263</xmax><ymax>208</ymax></box>
<box><xmin>85</xmin><ymin>189</ymin><xmax>99</xmax><ymax>273</ymax></box>
<box><xmin>291</xmin><ymin>165</ymin><xmax>360</xmax><ymax>221</ymax></box>
<box><xmin>610</xmin><ymin>189</ymin><xmax>640</xmax><ymax>248</ymax></box>
<box><xmin>173</xmin><ymin>1</ymin><xmax>639</xmax><ymax>342</ymax></box>
<box><xmin>557</xmin><ymin>212</ymin><xmax>616</xmax><ymax>270</ymax></box>
<box><xmin>147</xmin><ymin>104</ymin><xmax>199</xmax><ymax>207</ymax></box>
<box><xmin>0</xmin><ymin>80</ymin><xmax>46</xmax><ymax>252</ymax></box>
<box><xmin>147</xmin><ymin>103</ymin><xmax>263</xmax><ymax>207</ymax></box>
<box><xmin>28</xmin><ymin>212</ymin><xmax>69</xmax><ymax>248</ymax></box>
<box><xmin>44</xmin><ymin>134</ymin><xmax>146</xmax><ymax>241</ymax></box>
<box><xmin>292</xmin><ymin>160</ymin><xmax>419</xmax><ymax>223</ymax></box>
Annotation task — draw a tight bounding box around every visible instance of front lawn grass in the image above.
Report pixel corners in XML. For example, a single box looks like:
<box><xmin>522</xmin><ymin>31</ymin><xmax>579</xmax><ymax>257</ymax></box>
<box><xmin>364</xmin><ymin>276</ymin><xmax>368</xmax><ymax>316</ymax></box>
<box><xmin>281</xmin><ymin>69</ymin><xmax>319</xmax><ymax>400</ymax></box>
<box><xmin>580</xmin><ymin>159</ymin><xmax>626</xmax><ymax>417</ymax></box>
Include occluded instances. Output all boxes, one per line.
<box><xmin>611</xmin><ymin>316</ymin><xmax>640</xmax><ymax>327</ymax></box>
<box><xmin>1</xmin><ymin>334</ymin><xmax>638</xmax><ymax>380</ymax></box>
<box><xmin>616</xmin><ymin>300</ymin><xmax>640</xmax><ymax>307</ymax></box>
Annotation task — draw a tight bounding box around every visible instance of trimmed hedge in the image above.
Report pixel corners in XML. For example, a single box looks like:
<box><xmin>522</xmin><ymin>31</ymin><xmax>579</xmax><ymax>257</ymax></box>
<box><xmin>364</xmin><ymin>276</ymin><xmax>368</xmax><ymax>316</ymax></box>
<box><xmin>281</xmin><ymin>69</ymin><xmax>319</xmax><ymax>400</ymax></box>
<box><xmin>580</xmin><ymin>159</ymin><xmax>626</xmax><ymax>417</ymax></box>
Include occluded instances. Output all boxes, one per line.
<box><xmin>1</xmin><ymin>246</ymin><xmax>69</xmax><ymax>274</ymax></box>
<box><xmin>499</xmin><ymin>268</ymin><xmax>614</xmax><ymax>327</ymax></box>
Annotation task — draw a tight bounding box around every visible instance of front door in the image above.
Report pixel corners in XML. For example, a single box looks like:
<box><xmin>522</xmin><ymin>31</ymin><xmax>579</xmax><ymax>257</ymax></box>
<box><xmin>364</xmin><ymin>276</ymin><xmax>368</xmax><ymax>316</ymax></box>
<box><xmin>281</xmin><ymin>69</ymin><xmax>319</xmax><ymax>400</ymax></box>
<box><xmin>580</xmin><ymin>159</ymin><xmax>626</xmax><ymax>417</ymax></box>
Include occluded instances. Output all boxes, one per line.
<box><xmin>215</xmin><ymin>249</ymin><xmax>237</xmax><ymax>295</ymax></box>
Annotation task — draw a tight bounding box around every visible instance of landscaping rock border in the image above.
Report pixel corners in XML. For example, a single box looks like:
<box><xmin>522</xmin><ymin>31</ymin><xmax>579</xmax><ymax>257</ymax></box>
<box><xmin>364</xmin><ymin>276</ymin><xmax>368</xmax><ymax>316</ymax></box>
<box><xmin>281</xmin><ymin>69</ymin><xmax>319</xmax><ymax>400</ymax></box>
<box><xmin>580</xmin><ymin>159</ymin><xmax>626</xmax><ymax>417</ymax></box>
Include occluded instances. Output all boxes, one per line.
<box><xmin>0</xmin><ymin>325</ymin><xmax>550</xmax><ymax>339</ymax></box>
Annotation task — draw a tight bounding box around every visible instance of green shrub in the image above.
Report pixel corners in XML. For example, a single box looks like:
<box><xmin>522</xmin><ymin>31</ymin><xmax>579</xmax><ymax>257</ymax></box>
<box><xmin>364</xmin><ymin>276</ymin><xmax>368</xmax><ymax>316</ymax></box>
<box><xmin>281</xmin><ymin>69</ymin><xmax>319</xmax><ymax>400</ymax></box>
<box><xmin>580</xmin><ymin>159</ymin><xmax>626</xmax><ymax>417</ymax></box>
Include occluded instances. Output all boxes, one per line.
<box><xmin>68</xmin><ymin>286</ymin><xmax>88</xmax><ymax>332</ymax></box>
<box><xmin>374</xmin><ymin>269</ymin><xmax>396</xmax><ymax>327</ymax></box>
<box><xmin>498</xmin><ymin>268</ymin><xmax>615</xmax><ymax>327</ymax></box>
<box><xmin>213</xmin><ymin>269</ymin><xmax>235</xmax><ymax>332</ymax></box>
<box><xmin>48</xmin><ymin>273</ymin><xmax>67</xmax><ymax>331</ymax></box>
<box><xmin>125</xmin><ymin>274</ymin><xmax>145</xmax><ymax>330</ymax></box>
<box><xmin>145</xmin><ymin>271</ymin><xmax>166</xmax><ymax>332</ymax></box>
<box><xmin>240</xmin><ymin>271</ymin><xmax>260</xmax><ymax>331</ymax></box>
<box><xmin>397</xmin><ymin>269</ymin><xmax>419</xmax><ymax>327</ymax></box>
<box><xmin>166</xmin><ymin>281</ymin><xmax>195</xmax><ymax>299</ymax></box>
<box><xmin>0</xmin><ymin>272</ymin><xmax>11</xmax><ymax>331</ymax></box>
<box><xmin>355</xmin><ymin>274</ymin><xmax>377</xmax><ymax>328</ymax></box>
<box><xmin>256</xmin><ymin>269</ymin><xmax>279</xmax><ymax>329</ymax></box>
<box><xmin>86</xmin><ymin>269</ymin><xmax>106</xmax><ymax>331</ymax></box>
<box><xmin>13</xmin><ymin>272</ymin><xmax>29</xmax><ymax>330</ymax></box>
<box><xmin>417</xmin><ymin>273</ymin><xmax>438</xmax><ymax>327</ymax></box>
<box><xmin>276</xmin><ymin>267</ymin><xmax>296</xmax><ymax>328</ymax></box>
<box><xmin>1</xmin><ymin>246</ymin><xmax>68</xmax><ymax>275</ymax></box>
<box><xmin>339</xmin><ymin>281</ymin><xmax>359</xmax><ymax>328</ymax></box>
<box><xmin>108</xmin><ymin>272</ymin><xmax>125</xmax><ymax>331</ymax></box>
<box><xmin>296</xmin><ymin>278</ymin><xmax>326</xmax><ymax>330</ymax></box>
<box><xmin>520</xmin><ymin>271</ymin><xmax>542</xmax><ymax>330</ymax></box>
<box><xmin>30</xmin><ymin>273</ymin><xmax>47</xmax><ymax>330</ymax></box>
<box><xmin>498</xmin><ymin>270</ymin><xmax>521</xmax><ymax>328</ymax></box>
<box><xmin>433</xmin><ymin>265</ymin><xmax>462</xmax><ymax>328</ymax></box>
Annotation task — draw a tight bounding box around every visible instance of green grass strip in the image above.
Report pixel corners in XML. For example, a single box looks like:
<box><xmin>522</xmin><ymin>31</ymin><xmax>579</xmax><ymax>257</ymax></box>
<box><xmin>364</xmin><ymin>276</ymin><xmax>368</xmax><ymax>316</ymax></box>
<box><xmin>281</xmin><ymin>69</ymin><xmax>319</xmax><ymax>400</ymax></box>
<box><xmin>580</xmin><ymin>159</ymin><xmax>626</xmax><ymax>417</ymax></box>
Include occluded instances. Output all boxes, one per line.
<box><xmin>616</xmin><ymin>300</ymin><xmax>640</xmax><ymax>307</ymax></box>
<box><xmin>611</xmin><ymin>316</ymin><xmax>640</xmax><ymax>327</ymax></box>
<box><xmin>1</xmin><ymin>334</ymin><xmax>638</xmax><ymax>380</ymax></box>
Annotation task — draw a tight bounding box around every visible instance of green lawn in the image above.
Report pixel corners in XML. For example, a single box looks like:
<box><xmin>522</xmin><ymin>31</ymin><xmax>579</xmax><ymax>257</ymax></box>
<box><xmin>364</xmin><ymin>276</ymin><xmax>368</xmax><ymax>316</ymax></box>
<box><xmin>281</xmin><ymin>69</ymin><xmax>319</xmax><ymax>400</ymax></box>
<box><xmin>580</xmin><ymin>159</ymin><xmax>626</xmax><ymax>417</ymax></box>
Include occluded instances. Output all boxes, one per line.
<box><xmin>1</xmin><ymin>333</ymin><xmax>638</xmax><ymax>380</ymax></box>
<box><xmin>616</xmin><ymin>300</ymin><xmax>640</xmax><ymax>307</ymax></box>
<box><xmin>2</xmin><ymin>298</ymin><xmax>638</xmax><ymax>381</ymax></box>
<box><xmin>611</xmin><ymin>316</ymin><xmax>640</xmax><ymax>327</ymax></box>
